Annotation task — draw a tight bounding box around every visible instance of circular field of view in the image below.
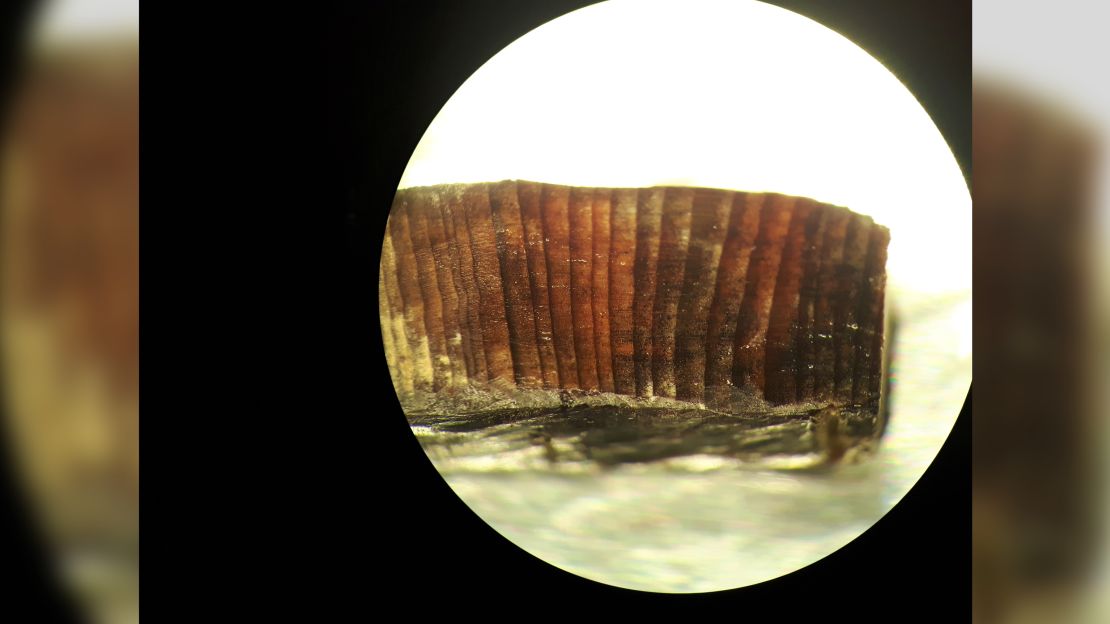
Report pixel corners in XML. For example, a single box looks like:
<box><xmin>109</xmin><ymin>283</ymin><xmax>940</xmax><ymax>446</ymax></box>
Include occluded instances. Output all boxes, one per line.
<box><xmin>382</xmin><ymin>0</ymin><xmax>970</xmax><ymax>592</ymax></box>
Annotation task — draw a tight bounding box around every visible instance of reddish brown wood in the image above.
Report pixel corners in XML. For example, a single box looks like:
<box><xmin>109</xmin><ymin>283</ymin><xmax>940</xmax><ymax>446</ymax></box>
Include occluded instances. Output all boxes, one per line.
<box><xmin>489</xmin><ymin>181</ymin><xmax>543</xmax><ymax>387</ymax></box>
<box><xmin>383</xmin><ymin>181</ymin><xmax>889</xmax><ymax>412</ymax></box>
<box><xmin>569</xmin><ymin>186</ymin><xmax>600</xmax><ymax>391</ymax></box>
<box><xmin>591</xmin><ymin>188</ymin><xmax>615</xmax><ymax>393</ymax></box>
<box><xmin>608</xmin><ymin>188</ymin><xmax>639</xmax><ymax>396</ymax></box>
<box><xmin>651</xmin><ymin>187</ymin><xmax>694</xmax><ymax>398</ymax></box>
<box><xmin>444</xmin><ymin>185</ymin><xmax>488</xmax><ymax>382</ymax></box>
<box><xmin>632</xmin><ymin>187</ymin><xmax>665</xmax><ymax>397</ymax></box>
<box><xmin>517</xmin><ymin>181</ymin><xmax>559</xmax><ymax>388</ymax></box>
<box><xmin>764</xmin><ymin>198</ymin><xmax>818</xmax><ymax>404</ymax></box>
<box><xmin>541</xmin><ymin>184</ymin><xmax>580</xmax><ymax>388</ymax></box>
<box><xmin>732</xmin><ymin>194</ymin><xmax>795</xmax><ymax>396</ymax></box>
<box><xmin>463</xmin><ymin>184</ymin><xmax>514</xmax><ymax>383</ymax></box>
<box><xmin>674</xmin><ymin>188</ymin><xmax>734</xmax><ymax>402</ymax></box>
<box><xmin>703</xmin><ymin>192</ymin><xmax>763</xmax><ymax>407</ymax></box>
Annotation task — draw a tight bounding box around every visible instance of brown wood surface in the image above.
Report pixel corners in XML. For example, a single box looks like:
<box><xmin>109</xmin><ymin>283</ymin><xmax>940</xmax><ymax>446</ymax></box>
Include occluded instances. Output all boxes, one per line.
<box><xmin>569</xmin><ymin>186</ymin><xmax>599</xmax><ymax>390</ymax></box>
<box><xmin>608</xmin><ymin>188</ymin><xmax>639</xmax><ymax>395</ymax></box>
<box><xmin>444</xmin><ymin>184</ymin><xmax>488</xmax><ymax>382</ymax></box>
<box><xmin>674</xmin><ymin>188</ymin><xmax>734</xmax><ymax>402</ymax></box>
<box><xmin>463</xmin><ymin>184</ymin><xmax>514</xmax><ymax>383</ymax></box>
<box><xmin>591</xmin><ymin>188</ymin><xmax>615</xmax><ymax>393</ymax></box>
<box><xmin>383</xmin><ymin>181</ymin><xmax>889</xmax><ymax>411</ymax></box>
<box><xmin>632</xmin><ymin>187</ymin><xmax>666</xmax><ymax>397</ymax></box>
<box><xmin>489</xmin><ymin>181</ymin><xmax>542</xmax><ymax>387</ymax></box>
<box><xmin>651</xmin><ymin>187</ymin><xmax>694</xmax><ymax>398</ymax></box>
<box><xmin>703</xmin><ymin>192</ymin><xmax>763</xmax><ymax>407</ymax></box>
<box><xmin>763</xmin><ymin>198</ymin><xmax>817</xmax><ymax>404</ymax></box>
<box><xmin>732</xmin><ymin>194</ymin><xmax>795</xmax><ymax>395</ymax></box>
<box><xmin>517</xmin><ymin>181</ymin><xmax>559</xmax><ymax>388</ymax></box>
<box><xmin>541</xmin><ymin>184</ymin><xmax>579</xmax><ymax>388</ymax></box>
<box><xmin>387</xmin><ymin>192</ymin><xmax>435</xmax><ymax>393</ymax></box>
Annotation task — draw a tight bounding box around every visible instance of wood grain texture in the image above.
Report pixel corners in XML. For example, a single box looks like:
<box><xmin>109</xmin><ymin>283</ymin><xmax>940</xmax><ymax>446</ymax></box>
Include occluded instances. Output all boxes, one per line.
<box><xmin>813</xmin><ymin>206</ymin><xmax>851</xmax><ymax>401</ymax></box>
<box><xmin>608</xmin><ymin>188</ymin><xmax>638</xmax><ymax>396</ymax></box>
<box><xmin>489</xmin><ymin>181</ymin><xmax>542</xmax><ymax>387</ymax></box>
<box><xmin>569</xmin><ymin>186</ymin><xmax>599</xmax><ymax>391</ymax></box>
<box><xmin>517</xmin><ymin>180</ymin><xmax>559</xmax><ymax>388</ymax></box>
<box><xmin>407</xmin><ymin>191</ymin><xmax>452</xmax><ymax>390</ymax></box>
<box><xmin>386</xmin><ymin>192</ymin><xmax>435</xmax><ymax>393</ymax></box>
<box><xmin>632</xmin><ymin>187</ymin><xmax>665</xmax><ymax>397</ymax></box>
<box><xmin>591</xmin><ymin>188</ymin><xmax>615</xmax><ymax>393</ymax></box>
<box><xmin>541</xmin><ymin>184</ymin><xmax>579</xmax><ymax>388</ymax></box>
<box><xmin>444</xmin><ymin>185</ymin><xmax>488</xmax><ymax>382</ymax></box>
<box><xmin>426</xmin><ymin>190</ymin><xmax>469</xmax><ymax>383</ymax></box>
<box><xmin>435</xmin><ymin>187</ymin><xmax>477</xmax><ymax>380</ymax></box>
<box><xmin>764</xmin><ymin>198</ymin><xmax>817</xmax><ymax>404</ymax></box>
<box><xmin>795</xmin><ymin>206</ymin><xmax>830</xmax><ymax>401</ymax></box>
<box><xmin>380</xmin><ymin>233</ymin><xmax>414</xmax><ymax>397</ymax></box>
<box><xmin>674</xmin><ymin>188</ymin><xmax>733</xmax><ymax>401</ymax></box>
<box><xmin>463</xmin><ymin>183</ymin><xmax>514</xmax><ymax>383</ymax></box>
<box><xmin>732</xmin><ymin>194</ymin><xmax>795</xmax><ymax>395</ymax></box>
<box><xmin>704</xmin><ymin>192</ymin><xmax>763</xmax><ymax>407</ymax></box>
<box><xmin>853</xmin><ymin>224</ymin><xmax>890</xmax><ymax>409</ymax></box>
<box><xmin>651</xmin><ymin>188</ymin><xmax>694</xmax><ymax>398</ymax></box>
<box><xmin>833</xmin><ymin>213</ymin><xmax>873</xmax><ymax>403</ymax></box>
<box><xmin>384</xmin><ymin>181</ymin><xmax>889</xmax><ymax>413</ymax></box>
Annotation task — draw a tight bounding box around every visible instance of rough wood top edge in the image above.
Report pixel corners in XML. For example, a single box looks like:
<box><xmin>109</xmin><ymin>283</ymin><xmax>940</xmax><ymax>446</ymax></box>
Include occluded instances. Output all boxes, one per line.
<box><xmin>394</xmin><ymin>181</ymin><xmax>890</xmax><ymax>233</ymax></box>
